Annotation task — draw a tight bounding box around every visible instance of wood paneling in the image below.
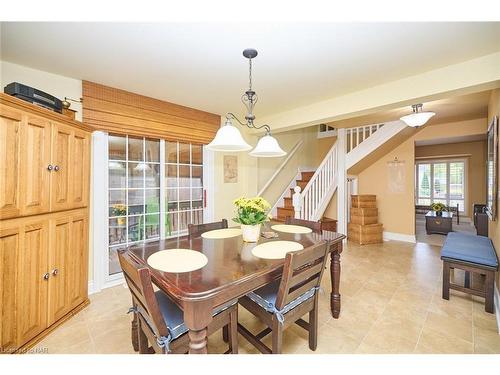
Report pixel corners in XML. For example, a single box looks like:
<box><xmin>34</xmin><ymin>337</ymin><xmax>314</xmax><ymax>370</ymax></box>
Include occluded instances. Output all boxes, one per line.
<box><xmin>82</xmin><ymin>81</ymin><xmax>220</xmax><ymax>144</ymax></box>
<box><xmin>0</xmin><ymin>106</ymin><xmax>22</xmax><ymax>219</ymax></box>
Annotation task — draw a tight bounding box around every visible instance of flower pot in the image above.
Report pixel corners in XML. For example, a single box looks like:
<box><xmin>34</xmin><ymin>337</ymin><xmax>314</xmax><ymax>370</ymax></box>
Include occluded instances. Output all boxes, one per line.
<box><xmin>241</xmin><ymin>224</ymin><xmax>261</xmax><ymax>242</ymax></box>
<box><xmin>117</xmin><ymin>217</ymin><xmax>126</xmax><ymax>225</ymax></box>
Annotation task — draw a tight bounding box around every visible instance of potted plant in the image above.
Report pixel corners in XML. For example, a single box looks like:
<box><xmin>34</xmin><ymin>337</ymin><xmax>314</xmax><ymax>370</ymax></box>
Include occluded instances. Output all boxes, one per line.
<box><xmin>430</xmin><ymin>202</ymin><xmax>447</xmax><ymax>216</ymax></box>
<box><xmin>233</xmin><ymin>197</ymin><xmax>271</xmax><ymax>242</ymax></box>
<box><xmin>112</xmin><ymin>204</ymin><xmax>127</xmax><ymax>225</ymax></box>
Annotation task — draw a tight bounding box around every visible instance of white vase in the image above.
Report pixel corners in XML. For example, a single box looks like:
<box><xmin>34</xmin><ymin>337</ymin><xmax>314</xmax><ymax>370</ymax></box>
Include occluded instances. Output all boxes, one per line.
<box><xmin>241</xmin><ymin>224</ymin><xmax>261</xmax><ymax>242</ymax></box>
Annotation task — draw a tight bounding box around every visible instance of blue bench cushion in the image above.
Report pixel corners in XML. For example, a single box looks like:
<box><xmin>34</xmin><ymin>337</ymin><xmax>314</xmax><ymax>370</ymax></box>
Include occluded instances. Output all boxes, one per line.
<box><xmin>246</xmin><ymin>280</ymin><xmax>318</xmax><ymax>324</ymax></box>
<box><xmin>441</xmin><ymin>232</ymin><xmax>498</xmax><ymax>268</ymax></box>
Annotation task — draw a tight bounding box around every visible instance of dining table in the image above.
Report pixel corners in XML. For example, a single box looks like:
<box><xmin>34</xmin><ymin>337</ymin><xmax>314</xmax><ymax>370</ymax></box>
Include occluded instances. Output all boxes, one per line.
<box><xmin>126</xmin><ymin>223</ymin><xmax>346</xmax><ymax>354</ymax></box>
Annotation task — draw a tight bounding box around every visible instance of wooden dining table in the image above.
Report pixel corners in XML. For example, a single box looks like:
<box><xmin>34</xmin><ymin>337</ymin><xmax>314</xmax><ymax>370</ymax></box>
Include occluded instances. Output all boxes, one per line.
<box><xmin>126</xmin><ymin>224</ymin><xmax>345</xmax><ymax>354</ymax></box>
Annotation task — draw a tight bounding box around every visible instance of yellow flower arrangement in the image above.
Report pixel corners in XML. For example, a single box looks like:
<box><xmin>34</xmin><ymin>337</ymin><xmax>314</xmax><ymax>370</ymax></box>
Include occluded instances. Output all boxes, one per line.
<box><xmin>112</xmin><ymin>204</ymin><xmax>127</xmax><ymax>216</ymax></box>
<box><xmin>233</xmin><ymin>196</ymin><xmax>271</xmax><ymax>225</ymax></box>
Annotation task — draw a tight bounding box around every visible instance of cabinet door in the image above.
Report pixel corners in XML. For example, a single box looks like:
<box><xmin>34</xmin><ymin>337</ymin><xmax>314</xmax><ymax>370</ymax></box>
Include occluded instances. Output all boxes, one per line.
<box><xmin>0</xmin><ymin>105</ymin><xmax>22</xmax><ymax>219</ymax></box>
<box><xmin>50</xmin><ymin>122</ymin><xmax>72</xmax><ymax>211</ymax></box>
<box><xmin>16</xmin><ymin>220</ymin><xmax>49</xmax><ymax>346</ymax></box>
<box><xmin>0</xmin><ymin>225</ymin><xmax>21</xmax><ymax>352</ymax></box>
<box><xmin>20</xmin><ymin>115</ymin><xmax>52</xmax><ymax>216</ymax></box>
<box><xmin>69</xmin><ymin>129</ymin><xmax>90</xmax><ymax>209</ymax></box>
<box><xmin>48</xmin><ymin>211</ymin><xmax>88</xmax><ymax>324</ymax></box>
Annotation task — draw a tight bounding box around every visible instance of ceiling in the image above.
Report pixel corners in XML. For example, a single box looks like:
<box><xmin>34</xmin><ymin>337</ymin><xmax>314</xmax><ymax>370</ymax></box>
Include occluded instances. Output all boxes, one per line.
<box><xmin>326</xmin><ymin>90</ymin><xmax>491</xmax><ymax>128</ymax></box>
<box><xmin>1</xmin><ymin>22</ymin><xmax>500</xmax><ymax>118</ymax></box>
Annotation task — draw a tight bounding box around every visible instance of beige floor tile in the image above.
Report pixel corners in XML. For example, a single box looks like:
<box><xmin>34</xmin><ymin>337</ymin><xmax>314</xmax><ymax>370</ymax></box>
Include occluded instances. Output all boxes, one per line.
<box><xmin>414</xmin><ymin>326</ymin><xmax>473</xmax><ymax>354</ymax></box>
<box><xmin>423</xmin><ymin>311</ymin><xmax>473</xmax><ymax>342</ymax></box>
<box><xmin>473</xmin><ymin>327</ymin><xmax>500</xmax><ymax>354</ymax></box>
<box><xmin>357</xmin><ymin>328</ymin><xmax>417</xmax><ymax>353</ymax></box>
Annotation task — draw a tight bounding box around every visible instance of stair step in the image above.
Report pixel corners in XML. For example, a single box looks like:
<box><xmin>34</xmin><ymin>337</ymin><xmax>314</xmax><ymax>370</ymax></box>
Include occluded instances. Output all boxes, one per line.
<box><xmin>296</xmin><ymin>180</ymin><xmax>308</xmax><ymax>190</ymax></box>
<box><xmin>277</xmin><ymin>207</ymin><xmax>294</xmax><ymax>220</ymax></box>
<box><xmin>300</xmin><ymin>171</ymin><xmax>315</xmax><ymax>181</ymax></box>
<box><xmin>283</xmin><ymin>197</ymin><xmax>293</xmax><ymax>208</ymax></box>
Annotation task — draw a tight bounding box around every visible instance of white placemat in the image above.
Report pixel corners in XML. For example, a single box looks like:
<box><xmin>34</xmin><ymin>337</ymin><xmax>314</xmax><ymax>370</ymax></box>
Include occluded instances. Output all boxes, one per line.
<box><xmin>201</xmin><ymin>228</ymin><xmax>242</xmax><ymax>239</ymax></box>
<box><xmin>251</xmin><ymin>241</ymin><xmax>304</xmax><ymax>260</ymax></box>
<box><xmin>147</xmin><ymin>249</ymin><xmax>208</xmax><ymax>273</ymax></box>
<box><xmin>271</xmin><ymin>224</ymin><xmax>313</xmax><ymax>234</ymax></box>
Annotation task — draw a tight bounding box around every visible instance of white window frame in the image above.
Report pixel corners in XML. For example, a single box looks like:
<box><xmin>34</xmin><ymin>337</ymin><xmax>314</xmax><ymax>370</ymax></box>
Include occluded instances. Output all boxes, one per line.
<box><xmin>90</xmin><ymin>131</ymin><xmax>215</xmax><ymax>293</ymax></box>
<box><xmin>415</xmin><ymin>158</ymin><xmax>468</xmax><ymax>214</ymax></box>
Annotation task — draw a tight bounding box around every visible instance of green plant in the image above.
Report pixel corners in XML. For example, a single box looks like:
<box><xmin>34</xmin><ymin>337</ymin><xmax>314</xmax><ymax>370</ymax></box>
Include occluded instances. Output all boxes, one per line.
<box><xmin>430</xmin><ymin>202</ymin><xmax>447</xmax><ymax>213</ymax></box>
<box><xmin>232</xmin><ymin>196</ymin><xmax>271</xmax><ymax>225</ymax></box>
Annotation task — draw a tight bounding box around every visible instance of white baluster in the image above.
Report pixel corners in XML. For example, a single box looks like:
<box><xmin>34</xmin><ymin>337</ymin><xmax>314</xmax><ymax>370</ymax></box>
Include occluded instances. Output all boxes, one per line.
<box><xmin>292</xmin><ymin>186</ymin><xmax>302</xmax><ymax>219</ymax></box>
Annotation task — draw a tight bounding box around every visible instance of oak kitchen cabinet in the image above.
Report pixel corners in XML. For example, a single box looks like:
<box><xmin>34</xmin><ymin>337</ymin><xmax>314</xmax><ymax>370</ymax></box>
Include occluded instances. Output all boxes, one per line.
<box><xmin>0</xmin><ymin>93</ymin><xmax>92</xmax><ymax>353</ymax></box>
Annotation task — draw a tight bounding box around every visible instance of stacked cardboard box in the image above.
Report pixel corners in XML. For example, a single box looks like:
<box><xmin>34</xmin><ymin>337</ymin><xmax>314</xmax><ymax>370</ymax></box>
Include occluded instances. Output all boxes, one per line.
<box><xmin>348</xmin><ymin>195</ymin><xmax>383</xmax><ymax>245</ymax></box>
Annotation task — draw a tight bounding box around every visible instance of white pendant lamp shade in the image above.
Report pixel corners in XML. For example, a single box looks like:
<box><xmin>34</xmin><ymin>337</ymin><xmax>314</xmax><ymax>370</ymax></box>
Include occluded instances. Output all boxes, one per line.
<box><xmin>249</xmin><ymin>134</ymin><xmax>287</xmax><ymax>157</ymax></box>
<box><xmin>206</xmin><ymin>120</ymin><xmax>252</xmax><ymax>152</ymax></box>
<box><xmin>400</xmin><ymin>104</ymin><xmax>435</xmax><ymax>127</ymax></box>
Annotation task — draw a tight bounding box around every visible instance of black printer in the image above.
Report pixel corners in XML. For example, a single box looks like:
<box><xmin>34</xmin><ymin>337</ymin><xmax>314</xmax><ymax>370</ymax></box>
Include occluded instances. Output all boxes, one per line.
<box><xmin>4</xmin><ymin>82</ymin><xmax>63</xmax><ymax>113</ymax></box>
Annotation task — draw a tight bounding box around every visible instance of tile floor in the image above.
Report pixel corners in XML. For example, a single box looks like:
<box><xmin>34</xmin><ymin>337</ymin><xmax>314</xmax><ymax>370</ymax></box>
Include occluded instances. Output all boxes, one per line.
<box><xmin>36</xmin><ymin>240</ymin><xmax>500</xmax><ymax>354</ymax></box>
<box><xmin>415</xmin><ymin>214</ymin><xmax>476</xmax><ymax>247</ymax></box>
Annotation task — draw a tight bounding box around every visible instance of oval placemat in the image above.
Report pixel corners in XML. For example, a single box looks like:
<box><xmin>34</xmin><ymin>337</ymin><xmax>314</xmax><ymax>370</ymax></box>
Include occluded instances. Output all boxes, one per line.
<box><xmin>251</xmin><ymin>241</ymin><xmax>304</xmax><ymax>260</ymax></box>
<box><xmin>271</xmin><ymin>224</ymin><xmax>312</xmax><ymax>234</ymax></box>
<box><xmin>147</xmin><ymin>249</ymin><xmax>208</xmax><ymax>273</ymax></box>
<box><xmin>201</xmin><ymin>228</ymin><xmax>242</xmax><ymax>239</ymax></box>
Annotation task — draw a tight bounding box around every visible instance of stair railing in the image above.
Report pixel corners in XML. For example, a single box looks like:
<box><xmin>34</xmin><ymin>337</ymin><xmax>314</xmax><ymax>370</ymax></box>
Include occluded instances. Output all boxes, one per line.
<box><xmin>346</xmin><ymin>123</ymin><xmax>384</xmax><ymax>153</ymax></box>
<box><xmin>257</xmin><ymin>140</ymin><xmax>303</xmax><ymax>197</ymax></box>
<box><xmin>299</xmin><ymin>142</ymin><xmax>338</xmax><ymax>220</ymax></box>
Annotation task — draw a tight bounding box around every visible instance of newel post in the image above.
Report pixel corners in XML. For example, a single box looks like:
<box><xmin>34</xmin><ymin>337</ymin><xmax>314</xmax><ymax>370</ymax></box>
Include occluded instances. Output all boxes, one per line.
<box><xmin>292</xmin><ymin>186</ymin><xmax>302</xmax><ymax>219</ymax></box>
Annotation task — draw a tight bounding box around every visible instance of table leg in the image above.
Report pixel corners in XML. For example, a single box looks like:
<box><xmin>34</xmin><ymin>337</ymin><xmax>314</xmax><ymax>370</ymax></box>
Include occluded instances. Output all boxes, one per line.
<box><xmin>183</xmin><ymin>300</ymin><xmax>213</xmax><ymax>354</ymax></box>
<box><xmin>330</xmin><ymin>246</ymin><xmax>341</xmax><ymax>319</ymax></box>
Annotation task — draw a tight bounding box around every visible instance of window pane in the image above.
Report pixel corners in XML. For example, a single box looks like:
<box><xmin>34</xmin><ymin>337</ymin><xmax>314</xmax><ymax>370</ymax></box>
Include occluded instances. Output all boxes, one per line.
<box><xmin>192</xmin><ymin>188</ymin><xmax>203</xmax><ymax>201</ymax></box>
<box><xmin>166</xmin><ymin>164</ymin><xmax>178</xmax><ymax>188</ymax></box>
<box><xmin>109</xmin><ymin>190</ymin><xmax>126</xmax><ymax>216</ymax></box>
<box><xmin>433</xmin><ymin>163</ymin><xmax>447</xmax><ymax>199</ymax></box>
<box><xmin>417</xmin><ymin>164</ymin><xmax>431</xmax><ymax>198</ymax></box>
<box><xmin>179</xmin><ymin>165</ymin><xmax>190</xmax><ymax>187</ymax></box>
<box><xmin>449</xmin><ymin>162</ymin><xmax>464</xmax><ymax>200</ymax></box>
<box><xmin>192</xmin><ymin>166</ymin><xmax>203</xmax><ymax>188</ymax></box>
<box><xmin>145</xmin><ymin>138</ymin><xmax>160</xmax><ymax>162</ymax></box>
<box><xmin>193</xmin><ymin>200</ymin><xmax>203</xmax><ymax>210</ymax></box>
<box><xmin>109</xmin><ymin>135</ymin><xmax>126</xmax><ymax>160</ymax></box>
<box><xmin>145</xmin><ymin>214</ymin><xmax>160</xmax><ymax>239</ymax></box>
<box><xmin>179</xmin><ymin>143</ymin><xmax>190</xmax><ymax>164</ymax></box>
<box><xmin>418</xmin><ymin>198</ymin><xmax>431</xmax><ymax>206</ymax></box>
<box><xmin>145</xmin><ymin>189</ymin><xmax>160</xmax><ymax>213</ymax></box>
<box><xmin>192</xmin><ymin>209</ymin><xmax>203</xmax><ymax>225</ymax></box>
<box><xmin>109</xmin><ymin>245</ymin><xmax>126</xmax><ymax>275</ymax></box>
<box><xmin>109</xmin><ymin>217</ymin><xmax>126</xmax><ymax>245</ymax></box>
<box><xmin>145</xmin><ymin>164</ymin><xmax>160</xmax><ymax>188</ymax></box>
<box><xmin>128</xmin><ymin>215</ymin><xmax>144</xmax><ymax>242</ymax></box>
<box><xmin>449</xmin><ymin>200</ymin><xmax>464</xmax><ymax>212</ymax></box>
<box><xmin>128</xmin><ymin>189</ymin><xmax>144</xmax><ymax>214</ymax></box>
<box><xmin>178</xmin><ymin>209</ymin><xmax>189</xmax><ymax>231</ymax></box>
<box><xmin>179</xmin><ymin>188</ymin><xmax>190</xmax><ymax>201</ymax></box>
<box><xmin>166</xmin><ymin>212</ymin><xmax>178</xmax><ymax>236</ymax></box>
<box><xmin>128</xmin><ymin>163</ymin><xmax>144</xmax><ymax>188</ymax></box>
<box><xmin>166</xmin><ymin>141</ymin><xmax>177</xmax><ymax>163</ymax></box>
<box><xmin>128</xmin><ymin>136</ymin><xmax>144</xmax><ymax>161</ymax></box>
<box><xmin>192</xmin><ymin>144</ymin><xmax>203</xmax><ymax>165</ymax></box>
<box><xmin>109</xmin><ymin>162</ymin><xmax>126</xmax><ymax>188</ymax></box>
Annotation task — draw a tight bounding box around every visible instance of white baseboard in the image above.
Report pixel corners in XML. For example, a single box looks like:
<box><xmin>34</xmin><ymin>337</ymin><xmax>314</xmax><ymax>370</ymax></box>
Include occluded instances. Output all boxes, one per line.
<box><xmin>88</xmin><ymin>281</ymin><xmax>96</xmax><ymax>295</ymax></box>
<box><xmin>495</xmin><ymin>283</ymin><xmax>500</xmax><ymax>334</ymax></box>
<box><xmin>383</xmin><ymin>231</ymin><xmax>417</xmax><ymax>243</ymax></box>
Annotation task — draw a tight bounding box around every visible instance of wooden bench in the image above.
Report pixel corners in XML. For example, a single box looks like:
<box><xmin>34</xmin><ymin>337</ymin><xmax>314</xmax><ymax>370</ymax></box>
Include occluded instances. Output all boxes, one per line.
<box><xmin>441</xmin><ymin>232</ymin><xmax>498</xmax><ymax>313</ymax></box>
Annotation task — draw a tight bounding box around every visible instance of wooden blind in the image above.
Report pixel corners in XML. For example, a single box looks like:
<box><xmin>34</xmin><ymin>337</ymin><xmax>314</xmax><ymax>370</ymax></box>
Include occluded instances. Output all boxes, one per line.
<box><xmin>82</xmin><ymin>81</ymin><xmax>220</xmax><ymax>144</ymax></box>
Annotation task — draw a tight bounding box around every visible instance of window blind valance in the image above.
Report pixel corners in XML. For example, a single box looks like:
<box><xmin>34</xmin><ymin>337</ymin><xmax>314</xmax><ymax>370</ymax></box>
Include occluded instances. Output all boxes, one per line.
<box><xmin>82</xmin><ymin>81</ymin><xmax>220</xmax><ymax>144</ymax></box>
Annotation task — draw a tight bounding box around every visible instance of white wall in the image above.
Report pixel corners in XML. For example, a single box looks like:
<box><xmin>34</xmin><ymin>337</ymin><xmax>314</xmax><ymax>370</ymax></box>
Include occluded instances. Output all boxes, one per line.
<box><xmin>0</xmin><ymin>60</ymin><xmax>83</xmax><ymax>121</ymax></box>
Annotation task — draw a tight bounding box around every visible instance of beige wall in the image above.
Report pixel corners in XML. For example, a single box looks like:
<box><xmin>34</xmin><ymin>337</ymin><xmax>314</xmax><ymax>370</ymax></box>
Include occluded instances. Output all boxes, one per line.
<box><xmin>355</xmin><ymin>118</ymin><xmax>487</xmax><ymax>236</ymax></box>
<box><xmin>415</xmin><ymin>140</ymin><xmax>487</xmax><ymax>217</ymax></box>
<box><xmin>487</xmin><ymin>89</ymin><xmax>500</xmax><ymax>287</ymax></box>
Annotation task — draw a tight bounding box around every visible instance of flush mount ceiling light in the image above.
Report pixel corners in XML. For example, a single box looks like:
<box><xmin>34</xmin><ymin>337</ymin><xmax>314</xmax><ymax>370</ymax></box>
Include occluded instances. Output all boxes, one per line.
<box><xmin>400</xmin><ymin>104</ymin><xmax>436</xmax><ymax>127</ymax></box>
<box><xmin>206</xmin><ymin>49</ymin><xmax>286</xmax><ymax>157</ymax></box>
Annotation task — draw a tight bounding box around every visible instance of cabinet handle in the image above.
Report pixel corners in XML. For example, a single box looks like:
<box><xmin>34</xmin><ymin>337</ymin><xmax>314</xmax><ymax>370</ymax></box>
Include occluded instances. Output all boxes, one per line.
<box><xmin>43</xmin><ymin>272</ymin><xmax>50</xmax><ymax>280</ymax></box>
<box><xmin>54</xmin><ymin>165</ymin><xmax>60</xmax><ymax>171</ymax></box>
<box><xmin>47</xmin><ymin>164</ymin><xmax>53</xmax><ymax>171</ymax></box>
<box><xmin>51</xmin><ymin>268</ymin><xmax>59</xmax><ymax>276</ymax></box>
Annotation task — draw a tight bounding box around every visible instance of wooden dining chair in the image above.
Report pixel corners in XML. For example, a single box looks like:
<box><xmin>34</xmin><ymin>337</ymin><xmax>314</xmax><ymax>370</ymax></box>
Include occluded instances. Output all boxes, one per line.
<box><xmin>285</xmin><ymin>217</ymin><xmax>322</xmax><ymax>233</ymax></box>
<box><xmin>188</xmin><ymin>219</ymin><xmax>228</xmax><ymax>237</ymax></box>
<box><xmin>237</xmin><ymin>241</ymin><xmax>329</xmax><ymax>354</ymax></box>
<box><xmin>118</xmin><ymin>250</ymin><xmax>239</xmax><ymax>354</ymax></box>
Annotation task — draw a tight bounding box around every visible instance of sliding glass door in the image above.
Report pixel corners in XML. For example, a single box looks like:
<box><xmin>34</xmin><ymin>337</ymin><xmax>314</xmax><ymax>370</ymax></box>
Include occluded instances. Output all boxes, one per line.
<box><xmin>107</xmin><ymin>135</ymin><xmax>205</xmax><ymax>276</ymax></box>
<box><xmin>415</xmin><ymin>159</ymin><xmax>466</xmax><ymax>213</ymax></box>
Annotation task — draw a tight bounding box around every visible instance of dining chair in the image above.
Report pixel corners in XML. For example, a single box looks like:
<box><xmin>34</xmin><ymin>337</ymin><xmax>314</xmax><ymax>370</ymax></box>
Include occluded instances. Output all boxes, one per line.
<box><xmin>188</xmin><ymin>219</ymin><xmax>228</xmax><ymax>237</ymax></box>
<box><xmin>285</xmin><ymin>217</ymin><xmax>322</xmax><ymax>233</ymax></box>
<box><xmin>118</xmin><ymin>250</ymin><xmax>239</xmax><ymax>354</ymax></box>
<box><xmin>237</xmin><ymin>241</ymin><xmax>329</xmax><ymax>354</ymax></box>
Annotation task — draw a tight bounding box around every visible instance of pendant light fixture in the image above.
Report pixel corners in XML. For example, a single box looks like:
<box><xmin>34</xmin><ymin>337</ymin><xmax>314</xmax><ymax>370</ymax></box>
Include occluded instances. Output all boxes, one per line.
<box><xmin>400</xmin><ymin>103</ymin><xmax>436</xmax><ymax>127</ymax></box>
<box><xmin>206</xmin><ymin>49</ymin><xmax>286</xmax><ymax>157</ymax></box>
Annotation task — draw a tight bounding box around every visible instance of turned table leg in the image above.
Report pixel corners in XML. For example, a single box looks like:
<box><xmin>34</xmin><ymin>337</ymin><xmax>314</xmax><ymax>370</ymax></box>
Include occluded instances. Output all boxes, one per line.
<box><xmin>330</xmin><ymin>245</ymin><xmax>342</xmax><ymax>319</ymax></box>
<box><xmin>184</xmin><ymin>300</ymin><xmax>213</xmax><ymax>354</ymax></box>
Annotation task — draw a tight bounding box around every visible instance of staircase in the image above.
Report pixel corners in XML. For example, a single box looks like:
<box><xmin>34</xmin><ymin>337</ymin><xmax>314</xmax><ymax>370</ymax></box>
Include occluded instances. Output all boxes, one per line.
<box><xmin>272</xmin><ymin>120</ymin><xmax>408</xmax><ymax>226</ymax></box>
